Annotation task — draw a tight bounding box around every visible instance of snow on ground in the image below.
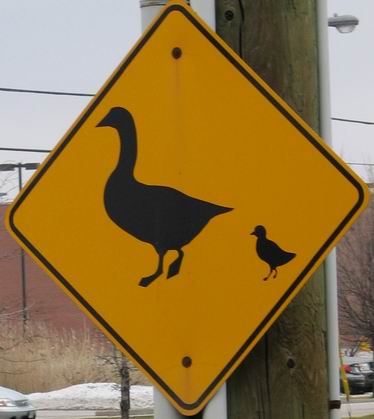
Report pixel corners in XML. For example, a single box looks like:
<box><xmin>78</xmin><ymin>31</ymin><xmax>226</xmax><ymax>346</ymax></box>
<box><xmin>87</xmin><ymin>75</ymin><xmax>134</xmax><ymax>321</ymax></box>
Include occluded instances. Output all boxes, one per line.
<box><xmin>28</xmin><ymin>383</ymin><xmax>153</xmax><ymax>411</ymax></box>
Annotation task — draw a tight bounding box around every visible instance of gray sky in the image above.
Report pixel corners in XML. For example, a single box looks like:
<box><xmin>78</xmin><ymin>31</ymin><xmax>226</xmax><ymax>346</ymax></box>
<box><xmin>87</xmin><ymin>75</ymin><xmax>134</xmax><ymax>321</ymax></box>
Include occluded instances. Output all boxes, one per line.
<box><xmin>328</xmin><ymin>0</ymin><xmax>374</xmax><ymax>179</ymax></box>
<box><xmin>0</xmin><ymin>0</ymin><xmax>373</xmax><ymax>198</ymax></box>
<box><xmin>0</xmin><ymin>0</ymin><xmax>141</xmax><ymax>198</ymax></box>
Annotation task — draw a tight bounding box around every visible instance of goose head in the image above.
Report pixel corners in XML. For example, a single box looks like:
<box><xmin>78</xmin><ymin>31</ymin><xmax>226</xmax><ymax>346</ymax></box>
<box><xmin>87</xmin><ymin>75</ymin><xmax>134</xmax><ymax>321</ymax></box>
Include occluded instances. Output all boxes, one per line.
<box><xmin>251</xmin><ymin>225</ymin><xmax>266</xmax><ymax>238</ymax></box>
<box><xmin>96</xmin><ymin>107</ymin><xmax>133</xmax><ymax>130</ymax></box>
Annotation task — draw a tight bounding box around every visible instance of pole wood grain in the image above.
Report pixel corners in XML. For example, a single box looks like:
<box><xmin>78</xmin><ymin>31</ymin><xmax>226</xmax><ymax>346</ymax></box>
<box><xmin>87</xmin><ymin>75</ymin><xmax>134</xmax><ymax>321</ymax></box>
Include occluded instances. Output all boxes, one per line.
<box><xmin>215</xmin><ymin>1</ymin><xmax>329</xmax><ymax>418</ymax></box>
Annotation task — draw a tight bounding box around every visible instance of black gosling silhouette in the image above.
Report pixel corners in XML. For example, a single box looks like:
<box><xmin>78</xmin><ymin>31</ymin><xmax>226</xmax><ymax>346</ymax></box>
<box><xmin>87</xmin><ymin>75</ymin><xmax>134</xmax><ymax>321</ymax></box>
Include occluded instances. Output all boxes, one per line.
<box><xmin>251</xmin><ymin>225</ymin><xmax>296</xmax><ymax>281</ymax></box>
<box><xmin>97</xmin><ymin>107</ymin><xmax>233</xmax><ymax>287</ymax></box>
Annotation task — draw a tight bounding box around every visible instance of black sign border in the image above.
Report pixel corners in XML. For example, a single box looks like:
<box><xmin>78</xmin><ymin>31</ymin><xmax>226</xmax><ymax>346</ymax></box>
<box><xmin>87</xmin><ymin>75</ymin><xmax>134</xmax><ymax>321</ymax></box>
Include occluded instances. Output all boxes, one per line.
<box><xmin>8</xmin><ymin>3</ymin><xmax>366</xmax><ymax>413</ymax></box>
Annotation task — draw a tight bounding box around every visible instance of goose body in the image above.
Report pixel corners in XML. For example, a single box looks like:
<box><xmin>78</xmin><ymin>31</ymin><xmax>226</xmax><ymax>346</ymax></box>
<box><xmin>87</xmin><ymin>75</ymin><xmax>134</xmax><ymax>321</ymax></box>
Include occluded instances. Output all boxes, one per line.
<box><xmin>251</xmin><ymin>225</ymin><xmax>296</xmax><ymax>280</ymax></box>
<box><xmin>105</xmin><ymin>179</ymin><xmax>229</xmax><ymax>250</ymax></box>
<box><xmin>97</xmin><ymin>107</ymin><xmax>233</xmax><ymax>287</ymax></box>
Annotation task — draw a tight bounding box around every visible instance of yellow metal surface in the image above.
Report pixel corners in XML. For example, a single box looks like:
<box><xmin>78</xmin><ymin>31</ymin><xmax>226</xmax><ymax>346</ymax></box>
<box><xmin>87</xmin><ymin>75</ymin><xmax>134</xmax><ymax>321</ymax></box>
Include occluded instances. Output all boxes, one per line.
<box><xmin>6</xmin><ymin>0</ymin><xmax>369</xmax><ymax>415</ymax></box>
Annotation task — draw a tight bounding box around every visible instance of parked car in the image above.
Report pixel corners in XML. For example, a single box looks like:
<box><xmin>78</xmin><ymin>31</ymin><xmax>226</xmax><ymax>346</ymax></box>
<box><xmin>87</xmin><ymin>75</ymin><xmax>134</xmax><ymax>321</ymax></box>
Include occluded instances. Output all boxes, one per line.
<box><xmin>0</xmin><ymin>386</ymin><xmax>36</xmax><ymax>419</ymax></box>
<box><xmin>341</xmin><ymin>356</ymin><xmax>374</xmax><ymax>394</ymax></box>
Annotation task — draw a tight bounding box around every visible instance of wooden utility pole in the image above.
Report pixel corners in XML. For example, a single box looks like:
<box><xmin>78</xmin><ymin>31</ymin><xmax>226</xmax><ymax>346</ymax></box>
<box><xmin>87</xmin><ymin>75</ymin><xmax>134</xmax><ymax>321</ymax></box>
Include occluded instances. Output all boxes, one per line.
<box><xmin>216</xmin><ymin>1</ymin><xmax>329</xmax><ymax>418</ymax></box>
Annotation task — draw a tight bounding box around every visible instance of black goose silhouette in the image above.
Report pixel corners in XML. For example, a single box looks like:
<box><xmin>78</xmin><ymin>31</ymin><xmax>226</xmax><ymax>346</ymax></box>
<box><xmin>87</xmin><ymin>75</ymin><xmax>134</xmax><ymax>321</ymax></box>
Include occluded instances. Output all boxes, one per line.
<box><xmin>251</xmin><ymin>225</ymin><xmax>296</xmax><ymax>281</ymax></box>
<box><xmin>97</xmin><ymin>107</ymin><xmax>233</xmax><ymax>287</ymax></box>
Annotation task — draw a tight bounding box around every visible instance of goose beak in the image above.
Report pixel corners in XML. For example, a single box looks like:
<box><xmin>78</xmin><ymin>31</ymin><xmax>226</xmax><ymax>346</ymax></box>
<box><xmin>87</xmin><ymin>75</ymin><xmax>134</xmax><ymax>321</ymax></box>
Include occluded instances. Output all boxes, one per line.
<box><xmin>250</xmin><ymin>230</ymin><xmax>255</xmax><ymax>235</ymax></box>
<box><xmin>96</xmin><ymin>115</ymin><xmax>110</xmax><ymax>128</ymax></box>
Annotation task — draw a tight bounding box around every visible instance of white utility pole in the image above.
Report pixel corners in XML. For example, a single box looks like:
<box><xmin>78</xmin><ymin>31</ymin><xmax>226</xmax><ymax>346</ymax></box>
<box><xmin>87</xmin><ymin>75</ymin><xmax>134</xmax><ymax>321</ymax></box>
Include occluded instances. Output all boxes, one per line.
<box><xmin>317</xmin><ymin>1</ymin><xmax>341</xmax><ymax>418</ymax></box>
<box><xmin>139</xmin><ymin>1</ymin><xmax>227</xmax><ymax>418</ymax></box>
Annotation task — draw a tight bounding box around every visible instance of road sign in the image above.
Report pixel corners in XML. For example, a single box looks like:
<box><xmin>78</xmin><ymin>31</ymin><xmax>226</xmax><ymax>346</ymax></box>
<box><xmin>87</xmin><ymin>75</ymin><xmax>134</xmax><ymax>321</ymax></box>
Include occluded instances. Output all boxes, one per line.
<box><xmin>6</xmin><ymin>0</ymin><xmax>368</xmax><ymax>415</ymax></box>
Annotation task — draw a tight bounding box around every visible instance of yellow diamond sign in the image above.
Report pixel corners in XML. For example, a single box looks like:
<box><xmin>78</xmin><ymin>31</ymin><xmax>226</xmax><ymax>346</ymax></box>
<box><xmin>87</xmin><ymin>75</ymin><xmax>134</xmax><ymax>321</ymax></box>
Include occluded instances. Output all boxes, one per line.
<box><xmin>6</xmin><ymin>0</ymin><xmax>369</xmax><ymax>415</ymax></box>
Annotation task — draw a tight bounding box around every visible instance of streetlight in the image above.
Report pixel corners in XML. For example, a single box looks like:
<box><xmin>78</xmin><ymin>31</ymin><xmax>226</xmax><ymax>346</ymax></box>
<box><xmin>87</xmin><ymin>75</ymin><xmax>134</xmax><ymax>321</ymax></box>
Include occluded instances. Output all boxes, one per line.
<box><xmin>328</xmin><ymin>13</ymin><xmax>359</xmax><ymax>34</ymax></box>
<box><xmin>0</xmin><ymin>162</ymin><xmax>40</xmax><ymax>192</ymax></box>
<box><xmin>0</xmin><ymin>162</ymin><xmax>40</xmax><ymax>334</ymax></box>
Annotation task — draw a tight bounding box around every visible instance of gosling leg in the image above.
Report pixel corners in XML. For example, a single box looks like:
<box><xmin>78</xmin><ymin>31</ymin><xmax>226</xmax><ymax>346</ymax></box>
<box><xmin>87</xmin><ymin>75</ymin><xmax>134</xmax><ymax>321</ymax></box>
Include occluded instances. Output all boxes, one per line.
<box><xmin>263</xmin><ymin>266</ymin><xmax>273</xmax><ymax>281</ymax></box>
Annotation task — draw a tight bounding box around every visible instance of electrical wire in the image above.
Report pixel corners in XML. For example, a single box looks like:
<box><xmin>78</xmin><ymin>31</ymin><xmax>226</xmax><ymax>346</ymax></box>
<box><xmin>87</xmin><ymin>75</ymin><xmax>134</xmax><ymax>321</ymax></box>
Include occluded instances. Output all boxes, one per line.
<box><xmin>0</xmin><ymin>146</ymin><xmax>372</xmax><ymax>168</ymax></box>
<box><xmin>1</xmin><ymin>86</ymin><xmax>374</xmax><ymax>125</ymax></box>
<box><xmin>0</xmin><ymin>88</ymin><xmax>91</xmax><ymax>153</ymax></box>
<box><xmin>346</xmin><ymin>162</ymin><xmax>374</xmax><ymax>167</ymax></box>
<box><xmin>0</xmin><ymin>87</ymin><xmax>95</xmax><ymax>97</ymax></box>
<box><xmin>0</xmin><ymin>147</ymin><xmax>51</xmax><ymax>153</ymax></box>
<box><xmin>332</xmin><ymin>117</ymin><xmax>374</xmax><ymax>125</ymax></box>
<box><xmin>1</xmin><ymin>88</ymin><xmax>374</xmax><ymax>168</ymax></box>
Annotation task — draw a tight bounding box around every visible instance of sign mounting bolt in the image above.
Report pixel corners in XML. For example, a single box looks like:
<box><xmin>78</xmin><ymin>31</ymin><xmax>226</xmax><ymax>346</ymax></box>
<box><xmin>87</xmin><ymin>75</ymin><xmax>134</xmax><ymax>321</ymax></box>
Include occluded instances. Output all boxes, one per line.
<box><xmin>182</xmin><ymin>356</ymin><xmax>192</xmax><ymax>368</ymax></box>
<box><xmin>172</xmin><ymin>47</ymin><xmax>182</xmax><ymax>59</ymax></box>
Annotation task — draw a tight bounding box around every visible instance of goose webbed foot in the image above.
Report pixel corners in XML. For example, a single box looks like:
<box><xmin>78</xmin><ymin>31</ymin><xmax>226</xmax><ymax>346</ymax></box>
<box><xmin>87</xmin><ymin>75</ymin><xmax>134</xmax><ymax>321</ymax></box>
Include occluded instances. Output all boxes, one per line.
<box><xmin>139</xmin><ymin>272</ymin><xmax>162</xmax><ymax>287</ymax></box>
<box><xmin>139</xmin><ymin>250</ymin><xmax>165</xmax><ymax>287</ymax></box>
<box><xmin>167</xmin><ymin>249</ymin><xmax>184</xmax><ymax>279</ymax></box>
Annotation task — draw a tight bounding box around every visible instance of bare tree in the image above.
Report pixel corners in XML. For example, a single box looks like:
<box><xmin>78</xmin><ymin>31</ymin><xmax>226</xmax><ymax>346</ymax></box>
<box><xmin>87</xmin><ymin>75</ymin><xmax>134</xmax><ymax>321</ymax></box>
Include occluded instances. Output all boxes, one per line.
<box><xmin>0</xmin><ymin>163</ymin><xmax>18</xmax><ymax>200</ymax></box>
<box><xmin>98</xmin><ymin>339</ymin><xmax>130</xmax><ymax>419</ymax></box>
<box><xmin>0</xmin><ymin>171</ymin><xmax>18</xmax><ymax>262</ymax></box>
<box><xmin>337</xmin><ymin>193</ymin><xmax>374</xmax><ymax>350</ymax></box>
<box><xmin>115</xmin><ymin>347</ymin><xmax>130</xmax><ymax>419</ymax></box>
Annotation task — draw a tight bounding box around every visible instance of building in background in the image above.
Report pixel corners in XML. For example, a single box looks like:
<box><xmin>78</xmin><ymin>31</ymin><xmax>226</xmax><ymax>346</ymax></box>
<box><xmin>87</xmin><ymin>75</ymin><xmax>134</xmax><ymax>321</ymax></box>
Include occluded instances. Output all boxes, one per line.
<box><xmin>0</xmin><ymin>204</ymin><xmax>96</xmax><ymax>333</ymax></box>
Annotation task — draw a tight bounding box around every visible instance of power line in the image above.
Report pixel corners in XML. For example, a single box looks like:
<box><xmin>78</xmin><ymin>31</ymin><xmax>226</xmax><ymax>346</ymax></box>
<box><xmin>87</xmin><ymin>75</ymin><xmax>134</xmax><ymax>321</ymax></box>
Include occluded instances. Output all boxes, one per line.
<box><xmin>0</xmin><ymin>146</ymin><xmax>372</xmax><ymax>168</ymax></box>
<box><xmin>0</xmin><ymin>87</ymin><xmax>95</xmax><ymax>97</ymax></box>
<box><xmin>0</xmin><ymin>147</ymin><xmax>51</xmax><ymax>153</ymax></box>
<box><xmin>332</xmin><ymin>117</ymin><xmax>374</xmax><ymax>125</ymax></box>
<box><xmin>0</xmin><ymin>87</ymin><xmax>374</xmax><ymax>127</ymax></box>
<box><xmin>0</xmin><ymin>88</ymin><xmax>373</xmax><ymax>163</ymax></box>
<box><xmin>346</xmin><ymin>162</ymin><xmax>374</xmax><ymax>167</ymax></box>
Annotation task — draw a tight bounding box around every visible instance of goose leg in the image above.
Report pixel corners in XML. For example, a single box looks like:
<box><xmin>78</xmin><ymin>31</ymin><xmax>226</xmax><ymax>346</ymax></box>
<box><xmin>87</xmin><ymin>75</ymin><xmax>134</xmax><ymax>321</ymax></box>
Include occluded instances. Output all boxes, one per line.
<box><xmin>139</xmin><ymin>250</ymin><xmax>165</xmax><ymax>287</ymax></box>
<box><xmin>273</xmin><ymin>268</ymin><xmax>278</xmax><ymax>279</ymax></box>
<box><xmin>167</xmin><ymin>249</ymin><xmax>184</xmax><ymax>279</ymax></box>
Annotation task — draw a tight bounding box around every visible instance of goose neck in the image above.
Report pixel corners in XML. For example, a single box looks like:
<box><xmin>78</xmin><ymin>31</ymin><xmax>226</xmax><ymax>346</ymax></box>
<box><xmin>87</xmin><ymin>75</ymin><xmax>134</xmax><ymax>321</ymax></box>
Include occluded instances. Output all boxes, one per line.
<box><xmin>114</xmin><ymin>123</ymin><xmax>137</xmax><ymax>179</ymax></box>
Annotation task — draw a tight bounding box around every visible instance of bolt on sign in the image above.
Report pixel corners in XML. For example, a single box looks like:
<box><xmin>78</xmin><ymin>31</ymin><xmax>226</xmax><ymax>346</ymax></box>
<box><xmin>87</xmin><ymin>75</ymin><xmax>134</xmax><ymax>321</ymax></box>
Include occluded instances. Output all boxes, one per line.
<box><xmin>6</xmin><ymin>0</ymin><xmax>369</xmax><ymax>415</ymax></box>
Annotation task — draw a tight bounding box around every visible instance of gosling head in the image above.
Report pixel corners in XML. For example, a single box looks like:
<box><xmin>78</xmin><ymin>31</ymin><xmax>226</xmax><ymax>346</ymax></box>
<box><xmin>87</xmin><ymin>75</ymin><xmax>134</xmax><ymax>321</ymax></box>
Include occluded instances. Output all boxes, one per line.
<box><xmin>250</xmin><ymin>225</ymin><xmax>267</xmax><ymax>238</ymax></box>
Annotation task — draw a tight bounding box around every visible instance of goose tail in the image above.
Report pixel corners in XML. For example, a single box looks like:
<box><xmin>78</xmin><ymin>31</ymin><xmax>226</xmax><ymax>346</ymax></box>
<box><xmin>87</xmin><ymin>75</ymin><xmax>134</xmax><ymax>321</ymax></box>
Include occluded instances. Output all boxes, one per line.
<box><xmin>214</xmin><ymin>205</ymin><xmax>233</xmax><ymax>216</ymax></box>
